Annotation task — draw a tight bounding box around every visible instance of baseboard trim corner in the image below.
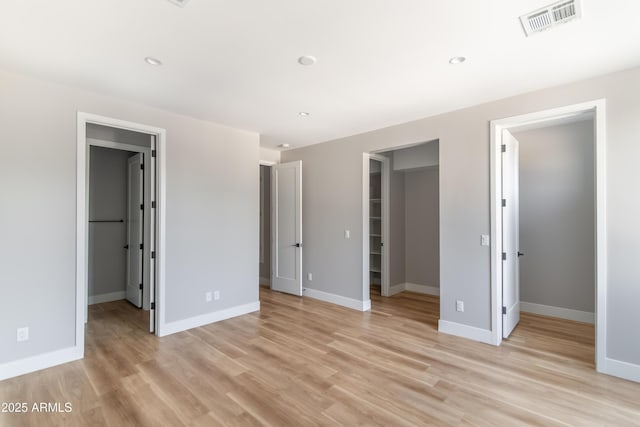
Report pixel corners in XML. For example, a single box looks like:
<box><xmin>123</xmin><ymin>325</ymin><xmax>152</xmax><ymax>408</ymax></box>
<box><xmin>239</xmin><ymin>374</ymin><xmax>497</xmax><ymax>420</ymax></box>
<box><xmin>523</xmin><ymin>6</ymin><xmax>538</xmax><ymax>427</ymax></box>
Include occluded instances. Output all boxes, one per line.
<box><xmin>303</xmin><ymin>288</ymin><xmax>370</xmax><ymax>311</ymax></box>
<box><xmin>159</xmin><ymin>301</ymin><xmax>260</xmax><ymax>337</ymax></box>
<box><xmin>520</xmin><ymin>301</ymin><xmax>594</xmax><ymax>324</ymax></box>
<box><xmin>0</xmin><ymin>346</ymin><xmax>83</xmax><ymax>381</ymax></box>
<box><xmin>438</xmin><ymin>320</ymin><xmax>494</xmax><ymax>345</ymax></box>
<box><xmin>602</xmin><ymin>357</ymin><xmax>640</xmax><ymax>383</ymax></box>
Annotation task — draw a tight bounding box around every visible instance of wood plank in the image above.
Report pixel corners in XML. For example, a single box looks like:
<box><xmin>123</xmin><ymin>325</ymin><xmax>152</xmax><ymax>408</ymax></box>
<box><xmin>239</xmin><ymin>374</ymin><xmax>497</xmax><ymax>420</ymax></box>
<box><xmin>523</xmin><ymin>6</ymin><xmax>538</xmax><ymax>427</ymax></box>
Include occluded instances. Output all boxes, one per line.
<box><xmin>1</xmin><ymin>287</ymin><xmax>639</xmax><ymax>426</ymax></box>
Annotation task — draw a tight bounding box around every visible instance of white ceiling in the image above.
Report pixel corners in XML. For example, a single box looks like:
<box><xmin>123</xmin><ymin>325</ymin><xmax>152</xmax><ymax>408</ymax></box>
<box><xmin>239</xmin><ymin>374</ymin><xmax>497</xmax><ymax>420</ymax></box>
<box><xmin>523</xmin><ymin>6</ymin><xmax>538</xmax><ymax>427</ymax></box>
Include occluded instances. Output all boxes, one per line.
<box><xmin>1</xmin><ymin>1</ymin><xmax>639</xmax><ymax>150</ymax></box>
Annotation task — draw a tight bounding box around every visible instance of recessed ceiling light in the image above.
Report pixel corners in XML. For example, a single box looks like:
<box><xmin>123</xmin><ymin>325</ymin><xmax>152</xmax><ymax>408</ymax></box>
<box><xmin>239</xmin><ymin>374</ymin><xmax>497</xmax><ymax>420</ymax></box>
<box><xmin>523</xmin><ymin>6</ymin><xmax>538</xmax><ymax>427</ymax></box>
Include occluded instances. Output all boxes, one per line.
<box><xmin>297</xmin><ymin>55</ymin><xmax>317</xmax><ymax>66</ymax></box>
<box><xmin>299</xmin><ymin>111</ymin><xmax>310</xmax><ymax>116</ymax></box>
<box><xmin>278</xmin><ymin>144</ymin><xmax>290</xmax><ymax>148</ymax></box>
<box><xmin>144</xmin><ymin>57</ymin><xmax>163</xmax><ymax>66</ymax></box>
<box><xmin>448</xmin><ymin>56</ymin><xmax>466</xmax><ymax>65</ymax></box>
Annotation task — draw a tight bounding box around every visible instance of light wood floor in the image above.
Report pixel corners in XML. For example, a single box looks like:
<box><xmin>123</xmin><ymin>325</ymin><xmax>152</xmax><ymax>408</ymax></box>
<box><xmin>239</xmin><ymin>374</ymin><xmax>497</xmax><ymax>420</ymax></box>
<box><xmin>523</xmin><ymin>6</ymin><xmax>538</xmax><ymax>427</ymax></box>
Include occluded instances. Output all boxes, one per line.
<box><xmin>1</xmin><ymin>288</ymin><xmax>640</xmax><ymax>426</ymax></box>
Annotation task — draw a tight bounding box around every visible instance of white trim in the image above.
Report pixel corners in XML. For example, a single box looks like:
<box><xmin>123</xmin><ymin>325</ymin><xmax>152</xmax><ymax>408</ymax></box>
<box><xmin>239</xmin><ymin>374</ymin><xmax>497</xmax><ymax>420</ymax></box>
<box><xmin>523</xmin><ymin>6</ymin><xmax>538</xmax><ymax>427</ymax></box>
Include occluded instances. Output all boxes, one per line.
<box><xmin>520</xmin><ymin>301</ymin><xmax>594</xmax><ymax>324</ymax></box>
<box><xmin>0</xmin><ymin>347</ymin><xmax>82</xmax><ymax>381</ymax></box>
<box><xmin>404</xmin><ymin>283</ymin><xmax>440</xmax><ymax>296</ymax></box>
<box><xmin>388</xmin><ymin>283</ymin><xmax>441</xmax><ymax>296</ymax></box>
<box><xmin>361</xmin><ymin>154</ymin><xmax>370</xmax><ymax>302</ymax></box>
<box><xmin>303</xmin><ymin>288</ymin><xmax>371</xmax><ymax>312</ymax></box>
<box><xmin>604</xmin><ymin>358</ymin><xmax>640</xmax><ymax>383</ymax></box>
<box><xmin>438</xmin><ymin>320</ymin><xmax>494</xmax><ymax>345</ymax></box>
<box><xmin>88</xmin><ymin>291</ymin><xmax>126</xmax><ymax>305</ymax></box>
<box><xmin>159</xmin><ymin>301</ymin><xmax>260</xmax><ymax>337</ymax></box>
<box><xmin>489</xmin><ymin>100</ymin><xmax>607</xmax><ymax>362</ymax></box>
<box><xmin>259</xmin><ymin>159</ymin><xmax>277</xmax><ymax>166</ymax></box>
<box><xmin>77</xmin><ymin>112</ymin><xmax>167</xmax><ymax>346</ymax></box>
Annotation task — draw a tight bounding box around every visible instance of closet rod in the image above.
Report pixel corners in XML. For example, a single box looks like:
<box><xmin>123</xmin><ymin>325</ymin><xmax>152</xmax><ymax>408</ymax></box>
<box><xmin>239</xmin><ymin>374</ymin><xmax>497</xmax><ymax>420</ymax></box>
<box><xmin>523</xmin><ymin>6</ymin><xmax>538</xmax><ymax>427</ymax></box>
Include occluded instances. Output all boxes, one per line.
<box><xmin>89</xmin><ymin>219</ymin><xmax>124</xmax><ymax>223</ymax></box>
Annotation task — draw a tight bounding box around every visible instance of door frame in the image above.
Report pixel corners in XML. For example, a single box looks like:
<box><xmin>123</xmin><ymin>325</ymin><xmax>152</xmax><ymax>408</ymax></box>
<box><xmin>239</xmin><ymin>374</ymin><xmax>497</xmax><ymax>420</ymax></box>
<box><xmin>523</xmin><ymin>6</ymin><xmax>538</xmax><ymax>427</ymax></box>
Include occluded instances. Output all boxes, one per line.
<box><xmin>489</xmin><ymin>100</ymin><xmax>606</xmax><ymax>372</ymax></box>
<box><xmin>87</xmin><ymin>140</ymin><xmax>150</xmax><ymax>312</ymax></box>
<box><xmin>270</xmin><ymin>160</ymin><xmax>303</xmax><ymax>296</ymax></box>
<box><xmin>363</xmin><ymin>154</ymin><xmax>390</xmax><ymax>298</ymax></box>
<box><xmin>77</xmin><ymin>112</ymin><xmax>167</xmax><ymax>350</ymax></box>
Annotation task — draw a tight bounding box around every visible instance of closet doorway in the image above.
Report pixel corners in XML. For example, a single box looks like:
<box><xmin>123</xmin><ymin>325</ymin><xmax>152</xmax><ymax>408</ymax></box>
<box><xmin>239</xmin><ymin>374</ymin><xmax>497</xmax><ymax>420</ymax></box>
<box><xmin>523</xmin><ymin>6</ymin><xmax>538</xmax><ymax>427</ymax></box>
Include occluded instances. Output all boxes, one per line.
<box><xmin>76</xmin><ymin>112</ymin><xmax>166</xmax><ymax>348</ymax></box>
<box><xmin>365</xmin><ymin>140</ymin><xmax>440</xmax><ymax>299</ymax></box>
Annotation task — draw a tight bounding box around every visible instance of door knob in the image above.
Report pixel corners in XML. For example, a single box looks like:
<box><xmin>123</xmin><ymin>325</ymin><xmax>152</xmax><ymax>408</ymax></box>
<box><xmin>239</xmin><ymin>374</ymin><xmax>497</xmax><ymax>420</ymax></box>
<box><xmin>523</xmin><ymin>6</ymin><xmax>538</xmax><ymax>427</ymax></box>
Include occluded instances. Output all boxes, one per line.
<box><xmin>517</xmin><ymin>251</ymin><xmax>524</xmax><ymax>257</ymax></box>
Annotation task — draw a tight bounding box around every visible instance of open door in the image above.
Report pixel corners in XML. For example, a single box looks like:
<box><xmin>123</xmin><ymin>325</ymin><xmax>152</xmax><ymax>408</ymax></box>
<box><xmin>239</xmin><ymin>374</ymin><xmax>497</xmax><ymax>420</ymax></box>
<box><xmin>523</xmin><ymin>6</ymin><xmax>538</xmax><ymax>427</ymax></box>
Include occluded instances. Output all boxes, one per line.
<box><xmin>502</xmin><ymin>130</ymin><xmax>520</xmax><ymax>338</ymax></box>
<box><xmin>271</xmin><ymin>161</ymin><xmax>302</xmax><ymax>296</ymax></box>
<box><xmin>126</xmin><ymin>153</ymin><xmax>144</xmax><ymax>308</ymax></box>
<box><xmin>148</xmin><ymin>137</ymin><xmax>157</xmax><ymax>333</ymax></box>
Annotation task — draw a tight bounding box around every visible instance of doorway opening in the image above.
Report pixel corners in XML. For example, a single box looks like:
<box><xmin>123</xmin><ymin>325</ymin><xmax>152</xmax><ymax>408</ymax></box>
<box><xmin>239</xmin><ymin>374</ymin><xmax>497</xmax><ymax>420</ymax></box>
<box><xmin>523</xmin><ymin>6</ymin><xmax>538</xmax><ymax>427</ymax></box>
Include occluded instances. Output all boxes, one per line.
<box><xmin>259</xmin><ymin>163</ymin><xmax>273</xmax><ymax>288</ymax></box>
<box><xmin>364</xmin><ymin>140</ymin><xmax>440</xmax><ymax>316</ymax></box>
<box><xmin>76</xmin><ymin>113</ymin><xmax>166</xmax><ymax>354</ymax></box>
<box><xmin>490</xmin><ymin>100</ymin><xmax>606</xmax><ymax>373</ymax></box>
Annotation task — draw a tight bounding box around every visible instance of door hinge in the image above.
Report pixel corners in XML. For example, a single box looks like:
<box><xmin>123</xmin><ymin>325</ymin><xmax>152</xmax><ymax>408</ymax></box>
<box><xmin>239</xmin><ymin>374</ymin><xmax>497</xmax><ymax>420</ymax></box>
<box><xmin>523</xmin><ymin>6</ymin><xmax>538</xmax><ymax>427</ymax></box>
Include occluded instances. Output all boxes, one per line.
<box><xmin>502</xmin><ymin>306</ymin><xmax>507</xmax><ymax>315</ymax></box>
<box><xmin>501</xmin><ymin>144</ymin><xmax>506</xmax><ymax>153</ymax></box>
<box><xmin>502</xmin><ymin>199</ymin><xmax>506</xmax><ymax>207</ymax></box>
<box><xmin>151</xmin><ymin>150</ymin><xmax>157</xmax><ymax>158</ymax></box>
<box><xmin>140</xmin><ymin>204</ymin><xmax>144</xmax><ymax>210</ymax></box>
<box><xmin>502</xmin><ymin>252</ymin><xmax>507</xmax><ymax>261</ymax></box>
<box><xmin>151</xmin><ymin>251</ymin><xmax>156</xmax><ymax>259</ymax></box>
<box><xmin>151</xmin><ymin>201</ymin><xmax>156</xmax><ymax>209</ymax></box>
<box><xmin>139</xmin><ymin>283</ymin><xmax>143</xmax><ymax>290</ymax></box>
<box><xmin>139</xmin><ymin>243</ymin><xmax>143</xmax><ymax>250</ymax></box>
<box><xmin>140</xmin><ymin>164</ymin><xmax>144</xmax><ymax>170</ymax></box>
<box><xmin>150</xmin><ymin>302</ymin><xmax>155</xmax><ymax>310</ymax></box>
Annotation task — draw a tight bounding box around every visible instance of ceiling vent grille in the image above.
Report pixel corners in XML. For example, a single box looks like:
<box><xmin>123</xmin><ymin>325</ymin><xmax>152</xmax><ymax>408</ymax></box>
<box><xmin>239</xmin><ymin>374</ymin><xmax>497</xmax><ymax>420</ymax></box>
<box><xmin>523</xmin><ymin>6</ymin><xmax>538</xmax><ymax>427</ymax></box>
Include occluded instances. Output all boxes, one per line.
<box><xmin>520</xmin><ymin>0</ymin><xmax>581</xmax><ymax>37</ymax></box>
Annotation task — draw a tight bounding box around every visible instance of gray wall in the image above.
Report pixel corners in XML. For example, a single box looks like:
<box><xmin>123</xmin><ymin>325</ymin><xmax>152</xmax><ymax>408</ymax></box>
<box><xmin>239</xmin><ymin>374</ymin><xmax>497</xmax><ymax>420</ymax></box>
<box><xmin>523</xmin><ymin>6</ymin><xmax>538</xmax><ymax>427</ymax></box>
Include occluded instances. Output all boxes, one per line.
<box><xmin>88</xmin><ymin>147</ymin><xmax>130</xmax><ymax>298</ymax></box>
<box><xmin>513</xmin><ymin>121</ymin><xmax>595</xmax><ymax>313</ymax></box>
<box><xmin>259</xmin><ymin>165</ymin><xmax>271</xmax><ymax>280</ymax></box>
<box><xmin>389</xmin><ymin>168</ymin><xmax>406</xmax><ymax>287</ymax></box>
<box><xmin>282</xmin><ymin>66</ymin><xmax>640</xmax><ymax>366</ymax></box>
<box><xmin>0</xmin><ymin>68</ymin><xmax>259</xmax><ymax>365</ymax></box>
<box><xmin>393</xmin><ymin>141</ymin><xmax>439</xmax><ymax>171</ymax></box>
<box><xmin>404</xmin><ymin>166</ymin><xmax>440</xmax><ymax>288</ymax></box>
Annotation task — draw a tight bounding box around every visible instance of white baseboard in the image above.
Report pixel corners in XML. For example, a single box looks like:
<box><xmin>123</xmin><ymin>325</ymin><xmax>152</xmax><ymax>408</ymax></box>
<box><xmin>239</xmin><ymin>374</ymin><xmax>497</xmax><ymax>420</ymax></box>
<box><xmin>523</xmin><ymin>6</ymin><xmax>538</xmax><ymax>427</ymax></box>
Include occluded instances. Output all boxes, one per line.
<box><xmin>0</xmin><ymin>346</ymin><xmax>83</xmax><ymax>381</ymax></box>
<box><xmin>259</xmin><ymin>277</ymin><xmax>271</xmax><ymax>287</ymax></box>
<box><xmin>602</xmin><ymin>357</ymin><xmax>640</xmax><ymax>383</ymax></box>
<box><xmin>520</xmin><ymin>301</ymin><xmax>594</xmax><ymax>324</ymax></box>
<box><xmin>438</xmin><ymin>320</ymin><xmax>494</xmax><ymax>345</ymax></box>
<box><xmin>88</xmin><ymin>291</ymin><xmax>125</xmax><ymax>305</ymax></box>
<box><xmin>303</xmin><ymin>288</ymin><xmax>371</xmax><ymax>312</ymax></box>
<box><xmin>404</xmin><ymin>283</ymin><xmax>440</xmax><ymax>296</ymax></box>
<box><xmin>159</xmin><ymin>301</ymin><xmax>260</xmax><ymax>337</ymax></box>
<box><xmin>388</xmin><ymin>283</ymin><xmax>405</xmax><ymax>295</ymax></box>
<box><xmin>387</xmin><ymin>283</ymin><xmax>440</xmax><ymax>296</ymax></box>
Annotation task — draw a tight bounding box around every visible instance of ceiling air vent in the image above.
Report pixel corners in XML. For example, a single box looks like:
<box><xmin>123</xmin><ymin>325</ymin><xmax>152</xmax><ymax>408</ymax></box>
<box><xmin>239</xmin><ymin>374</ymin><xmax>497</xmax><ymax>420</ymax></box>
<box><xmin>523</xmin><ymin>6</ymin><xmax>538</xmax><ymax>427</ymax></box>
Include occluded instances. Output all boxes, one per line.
<box><xmin>520</xmin><ymin>0</ymin><xmax>582</xmax><ymax>37</ymax></box>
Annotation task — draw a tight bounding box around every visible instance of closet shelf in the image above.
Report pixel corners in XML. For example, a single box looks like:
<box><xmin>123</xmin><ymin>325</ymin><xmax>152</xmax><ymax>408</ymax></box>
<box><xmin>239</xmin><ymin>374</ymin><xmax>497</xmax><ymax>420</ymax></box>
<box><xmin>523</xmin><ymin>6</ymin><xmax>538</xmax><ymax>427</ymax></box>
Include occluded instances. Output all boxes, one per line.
<box><xmin>369</xmin><ymin>233</ymin><xmax>381</xmax><ymax>237</ymax></box>
<box><xmin>370</xmin><ymin>251</ymin><xmax>381</xmax><ymax>255</ymax></box>
<box><xmin>370</xmin><ymin>216</ymin><xmax>381</xmax><ymax>220</ymax></box>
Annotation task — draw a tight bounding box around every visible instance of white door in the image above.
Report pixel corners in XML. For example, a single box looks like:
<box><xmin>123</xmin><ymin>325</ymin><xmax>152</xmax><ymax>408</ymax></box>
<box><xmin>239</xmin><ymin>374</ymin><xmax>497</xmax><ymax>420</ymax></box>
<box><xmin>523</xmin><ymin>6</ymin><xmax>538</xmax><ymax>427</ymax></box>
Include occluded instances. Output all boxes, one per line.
<box><xmin>126</xmin><ymin>153</ymin><xmax>144</xmax><ymax>308</ymax></box>
<box><xmin>148</xmin><ymin>138</ymin><xmax>156</xmax><ymax>333</ymax></box>
<box><xmin>271</xmin><ymin>161</ymin><xmax>302</xmax><ymax>296</ymax></box>
<box><xmin>502</xmin><ymin>130</ymin><xmax>520</xmax><ymax>338</ymax></box>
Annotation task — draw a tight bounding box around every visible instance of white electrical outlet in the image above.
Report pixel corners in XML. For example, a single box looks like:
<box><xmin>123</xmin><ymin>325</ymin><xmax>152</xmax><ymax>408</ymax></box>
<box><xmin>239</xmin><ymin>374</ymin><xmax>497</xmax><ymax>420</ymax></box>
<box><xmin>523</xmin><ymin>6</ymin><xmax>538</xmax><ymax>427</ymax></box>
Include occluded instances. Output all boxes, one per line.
<box><xmin>308</xmin><ymin>272</ymin><xmax>313</xmax><ymax>281</ymax></box>
<box><xmin>205</xmin><ymin>291</ymin><xmax>212</xmax><ymax>302</ymax></box>
<box><xmin>214</xmin><ymin>291</ymin><xmax>220</xmax><ymax>301</ymax></box>
<box><xmin>456</xmin><ymin>300</ymin><xmax>464</xmax><ymax>312</ymax></box>
<box><xmin>17</xmin><ymin>327</ymin><xmax>29</xmax><ymax>342</ymax></box>
<box><xmin>481</xmin><ymin>235</ymin><xmax>490</xmax><ymax>246</ymax></box>
<box><xmin>344</xmin><ymin>230</ymin><xmax>350</xmax><ymax>239</ymax></box>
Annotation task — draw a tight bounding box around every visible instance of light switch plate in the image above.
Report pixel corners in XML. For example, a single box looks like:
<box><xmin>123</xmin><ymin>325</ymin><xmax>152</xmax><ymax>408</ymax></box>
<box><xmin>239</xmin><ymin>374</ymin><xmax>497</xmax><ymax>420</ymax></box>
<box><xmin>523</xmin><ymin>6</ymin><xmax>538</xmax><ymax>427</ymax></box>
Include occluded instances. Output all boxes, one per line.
<box><xmin>481</xmin><ymin>235</ymin><xmax>490</xmax><ymax>246</ymax></box>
